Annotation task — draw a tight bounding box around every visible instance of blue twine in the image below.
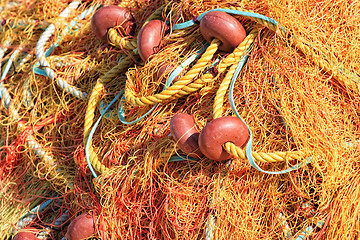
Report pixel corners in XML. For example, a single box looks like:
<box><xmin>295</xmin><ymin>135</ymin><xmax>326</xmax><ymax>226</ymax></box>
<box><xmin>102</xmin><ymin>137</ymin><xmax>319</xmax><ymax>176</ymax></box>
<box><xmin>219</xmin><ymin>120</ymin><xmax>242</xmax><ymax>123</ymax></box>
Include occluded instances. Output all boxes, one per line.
<box><xmin>172</xmin><ymin>8</ymin><xmax>278</xmax><ymax>30</ymax></box>
<box><xmin>85</xmin><ymin>92</ymin><xmax>122</xmax><ymax>179</ymax></box>
<box><xmin>228</xmin><ymin>48</ymin><xmax>311</xmax><ymax>174</ymax></box>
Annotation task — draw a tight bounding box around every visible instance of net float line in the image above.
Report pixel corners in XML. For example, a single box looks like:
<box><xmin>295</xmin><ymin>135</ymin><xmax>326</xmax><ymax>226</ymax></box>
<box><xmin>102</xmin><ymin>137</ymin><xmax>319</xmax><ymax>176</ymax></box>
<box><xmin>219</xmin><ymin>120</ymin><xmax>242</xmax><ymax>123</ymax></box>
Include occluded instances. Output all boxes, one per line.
<box><xmin>84</xmin><ymin>9</ymin><xmax>216</xmax><ymax>176</ymax></box>
<box><xmin>86</xmin><ymin>8</ymin><xmax>314</xmax><ymax>179</ymax></box>
<box><xmin>0</xmin><ymin>0</ymin><xmax>358</xmax><ymax>239</ymax></box>
<box><xmin>83</xmin><ymin>4</ymin><xmax>177</xmax><ymax>175</ymax></box>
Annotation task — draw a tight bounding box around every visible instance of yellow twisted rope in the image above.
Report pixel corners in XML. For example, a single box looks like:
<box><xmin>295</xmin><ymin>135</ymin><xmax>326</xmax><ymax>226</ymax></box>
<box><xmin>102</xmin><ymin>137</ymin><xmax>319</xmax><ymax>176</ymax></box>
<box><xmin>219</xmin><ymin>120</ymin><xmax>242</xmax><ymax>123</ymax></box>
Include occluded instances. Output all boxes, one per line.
<box><xmin>125</xmin><ymin>38</ymin><xmax>221</xmax><ymax>106</ymax></box>
<box><xmin>208</xmin><ymin>27</ymin><xmax>307</xmax><ymax>163</ymax></box>
<box><xmin>84</xmin><ymin>56</ymin><xmax>134</xmax><ymax>174</ymax></box>
<box><xmin>108</xmin><ymin>5</ymin><xmax>166</xmax><ymax>51</ymax></box>
<box><xmin>175</xmin><ymin>28</ymin><xmax>259</xmax><ymax>98</ymax></box>
<box><xmin>213</xmin><ymin>58</ymin><xmax>242</xmax><ymax>119</ymax></box>
<box><xmin>84</xmin><ymin>5</ymin><xmax>170</xmax><ymax>175</ymax></box>
<box><xmin>108</xmin><ymin>29</ymin><xmax>137</xmax><ymax>50</ymax></box>
<box><xmin>223</xmin><ymin>143</ymin><xmax>306</xmax><ymax>163</ymax></box>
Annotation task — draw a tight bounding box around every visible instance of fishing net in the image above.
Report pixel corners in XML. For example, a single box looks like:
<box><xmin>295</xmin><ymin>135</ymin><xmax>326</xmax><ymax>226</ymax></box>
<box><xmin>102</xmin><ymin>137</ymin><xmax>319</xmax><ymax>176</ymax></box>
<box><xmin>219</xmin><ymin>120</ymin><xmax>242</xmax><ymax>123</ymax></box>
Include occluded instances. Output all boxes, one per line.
<box><xmin>1</xmin><ymin>0</ymin><xmax>360</xmax><ymax>239</ymax></box>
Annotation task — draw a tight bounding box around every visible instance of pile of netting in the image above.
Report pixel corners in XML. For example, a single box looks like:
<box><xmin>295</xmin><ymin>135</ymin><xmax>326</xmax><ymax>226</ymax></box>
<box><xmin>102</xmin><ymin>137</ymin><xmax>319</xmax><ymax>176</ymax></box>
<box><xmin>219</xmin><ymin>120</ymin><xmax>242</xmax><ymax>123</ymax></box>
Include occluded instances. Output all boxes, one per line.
<box><xmin>1</xmin><ymin>0</ymin><xmax>360</xmax><ymax>239</ymax></box>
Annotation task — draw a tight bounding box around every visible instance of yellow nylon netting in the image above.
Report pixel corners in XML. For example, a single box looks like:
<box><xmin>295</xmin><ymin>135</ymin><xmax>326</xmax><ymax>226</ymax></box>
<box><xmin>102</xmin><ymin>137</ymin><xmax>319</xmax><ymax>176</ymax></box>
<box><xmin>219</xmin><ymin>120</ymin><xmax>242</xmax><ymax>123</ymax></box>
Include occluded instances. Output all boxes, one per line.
<box><xmin>1</xmin><ymin>0</ymin><xmax>360</xmax><ymax>239</ymax></box>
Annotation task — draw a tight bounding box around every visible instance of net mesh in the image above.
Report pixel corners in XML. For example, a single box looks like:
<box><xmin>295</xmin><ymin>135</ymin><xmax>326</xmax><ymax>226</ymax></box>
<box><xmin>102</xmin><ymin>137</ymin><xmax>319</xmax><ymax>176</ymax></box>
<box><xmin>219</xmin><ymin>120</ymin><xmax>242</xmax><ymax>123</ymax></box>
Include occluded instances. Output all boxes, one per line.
<box><xmin>1</xmin><ymin>0</ymin><xmax>360</xmax><ymax>239</ymax></box>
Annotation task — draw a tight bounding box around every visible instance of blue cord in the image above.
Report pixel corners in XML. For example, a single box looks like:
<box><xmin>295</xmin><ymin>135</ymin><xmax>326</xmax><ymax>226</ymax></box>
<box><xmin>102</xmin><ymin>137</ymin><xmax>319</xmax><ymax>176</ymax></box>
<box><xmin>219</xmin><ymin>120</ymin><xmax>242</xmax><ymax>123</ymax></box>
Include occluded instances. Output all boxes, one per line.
<box><xmin>228</xmin><ymin>48</ymin><xmax>311</xmax><ymax>174</ymax></box>
<box><xmin>172</xmin><ymin>8</ymin><xmax>279</xmax><ymax>30</ymax></box>
<box><xmin>85</xmin><ymin>92</ymin><xmax>122</xmax><ymax>178</ymax></box>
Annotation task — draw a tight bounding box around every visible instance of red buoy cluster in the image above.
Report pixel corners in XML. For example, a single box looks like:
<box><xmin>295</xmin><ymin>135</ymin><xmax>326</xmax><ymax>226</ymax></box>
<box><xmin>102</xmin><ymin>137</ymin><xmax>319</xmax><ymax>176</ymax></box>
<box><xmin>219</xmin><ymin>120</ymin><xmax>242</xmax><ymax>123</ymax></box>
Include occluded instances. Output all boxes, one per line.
<box><xmin>169</xmin><ymin>11</ymin><xmax>249</xmax><ymax>160</ymax></box>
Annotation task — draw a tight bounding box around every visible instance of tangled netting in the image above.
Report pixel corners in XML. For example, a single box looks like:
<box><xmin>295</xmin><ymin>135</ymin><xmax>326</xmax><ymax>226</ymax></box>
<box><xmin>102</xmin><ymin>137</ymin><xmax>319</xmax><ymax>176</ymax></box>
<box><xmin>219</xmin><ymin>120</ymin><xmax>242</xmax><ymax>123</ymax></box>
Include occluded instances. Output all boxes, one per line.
<box><xmin>1</xmin><ymin>0</ymin><xmax>360</xmax><ymax>239</ymax></box>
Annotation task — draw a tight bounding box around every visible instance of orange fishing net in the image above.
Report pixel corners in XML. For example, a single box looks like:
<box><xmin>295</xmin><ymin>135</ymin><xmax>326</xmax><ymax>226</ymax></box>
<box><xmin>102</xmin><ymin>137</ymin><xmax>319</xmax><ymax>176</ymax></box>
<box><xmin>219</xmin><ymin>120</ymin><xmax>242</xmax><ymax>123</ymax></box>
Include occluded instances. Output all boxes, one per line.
<box><xmin>1</xmin><ymin>0</ymin><xmax>360</xmax><ymax>239</ymax></box>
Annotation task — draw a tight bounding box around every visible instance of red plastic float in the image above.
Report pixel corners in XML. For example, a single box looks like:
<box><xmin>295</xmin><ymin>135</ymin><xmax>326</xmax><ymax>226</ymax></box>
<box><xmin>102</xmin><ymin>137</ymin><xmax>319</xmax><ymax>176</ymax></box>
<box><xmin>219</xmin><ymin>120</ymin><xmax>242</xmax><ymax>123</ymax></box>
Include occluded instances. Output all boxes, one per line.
<box><xmin>91</xmin><ymin>5</ymin><xmax>136</xmax><ymax>43</ymax></box>
<box><xmin>200</xmin><ymin>11</ymin><xmax>246</xmax><ymax>52</ymax></box>
<box><xmin>137</xmin><ymin>20</ymin><xmax>169</xmax><ymax>61</ymax></box>
<box><xmin>65</xmin><ymin>212</ymin><xmax>96</xmax><ymax>240</ymax></box>
<box><xmin>198</xmin><ymin>116</ymin><xmax>249</xmax><ymax>161</ymax></box>
<box><xmin>170</xmin><ymin>113</ymin><xmax>203</xmax><ymax>158</ymax></box>
<box><xmin>13</xmin><ymin>228</ymin><xmax>39</xmax><ymax>240</ymax></box>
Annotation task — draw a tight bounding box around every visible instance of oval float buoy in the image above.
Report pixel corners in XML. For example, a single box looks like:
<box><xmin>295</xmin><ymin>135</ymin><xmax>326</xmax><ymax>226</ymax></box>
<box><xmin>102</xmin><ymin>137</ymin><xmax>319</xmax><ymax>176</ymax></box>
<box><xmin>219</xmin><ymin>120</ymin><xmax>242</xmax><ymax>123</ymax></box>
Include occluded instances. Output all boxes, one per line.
<box><xmin>170</xmin><ymin>113</ymin><xmax>203</xmax><ymax>158</ymax></box>
<box><xmin>198</xmin><ymin>116</ymin><xmax>249</xmax><ymax>161</ymax></box>
<box><xmin>200</xmin><ymin>11</ymin><xmax>246</xmax><ymax>52</ymax></box>
<box><xmin>137</xmin><ymin>20</ymin><xmax>169</xmax><ymax>61</ymax></box>
<box><xmin>91</xmin><ymin>5</ymin><xmax>136</xmax><ymax>43</ymax></box>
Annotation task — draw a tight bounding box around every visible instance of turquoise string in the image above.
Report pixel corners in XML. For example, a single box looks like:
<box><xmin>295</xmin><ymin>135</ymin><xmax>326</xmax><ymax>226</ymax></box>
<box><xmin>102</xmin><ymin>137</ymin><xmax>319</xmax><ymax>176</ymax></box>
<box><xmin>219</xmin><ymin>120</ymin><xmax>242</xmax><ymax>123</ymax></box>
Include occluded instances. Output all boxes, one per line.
<box><xmin>85</xmin><ymin>92</ymin><xmax>122</xmax><ymax>178</ymax></box>
<box><xmin>228</xmin><ymin>49</ymin><xmax>311</xmax><ymax>174</ymax></box>
<box><xmin>172</xmin><ymin>8</ymin><xmax>278</xmax><ymax>30</ymax></box>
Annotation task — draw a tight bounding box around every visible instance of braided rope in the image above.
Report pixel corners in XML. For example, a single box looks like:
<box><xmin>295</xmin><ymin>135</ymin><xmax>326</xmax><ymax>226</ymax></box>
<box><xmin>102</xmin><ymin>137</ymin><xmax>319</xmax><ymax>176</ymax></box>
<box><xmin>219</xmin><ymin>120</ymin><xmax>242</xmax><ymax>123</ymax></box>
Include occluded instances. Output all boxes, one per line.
<box><xmin>0</xmin><ymin>38</ymin><xmax>16</xmax><ymax>114</ymax></box>
<box><xmin>213</xmin><ymin>57</ymin><xmax>240</xmax><ymax>119</ymax></box>
<box><xmin>125</xmin><ymin>38</ymin><xmax>221</xmax><ymax>106</ymax></box>
<box><xmin>0</xmin><ymin>43</ymin><xmax>73</xmax><ymax>193</ymax></box>
<box><xmin>35</xmin><ymin>1</ymin><xmax>96</xmax><ymax>99</ymax></box>
<box><xmin>84</xmin><ymin>56</ymin><xmax>134</xmax><ymax>174</ymax></box>
<box><xmin>175</xmin><ymin>28</ymin><xmax>258</xmax><ymax>98</ymax></box>
<box><xmin>223</xmin><ymin>142</ymin><xmax>306</xmax><ymax>163</ymax></box>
